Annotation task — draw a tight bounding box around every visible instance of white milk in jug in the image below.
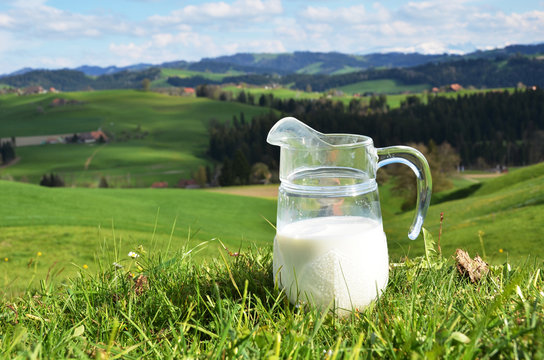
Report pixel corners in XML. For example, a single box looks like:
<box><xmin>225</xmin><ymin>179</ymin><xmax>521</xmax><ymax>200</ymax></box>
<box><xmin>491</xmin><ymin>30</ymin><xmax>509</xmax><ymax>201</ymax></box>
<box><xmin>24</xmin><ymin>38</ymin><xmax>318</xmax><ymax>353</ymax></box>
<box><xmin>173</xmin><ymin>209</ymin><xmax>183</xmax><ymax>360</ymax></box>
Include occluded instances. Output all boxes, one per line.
<box><xmin>273</xmin><ymin>216</ymin><xmax>389</xmax><ymax>314</ymax></box>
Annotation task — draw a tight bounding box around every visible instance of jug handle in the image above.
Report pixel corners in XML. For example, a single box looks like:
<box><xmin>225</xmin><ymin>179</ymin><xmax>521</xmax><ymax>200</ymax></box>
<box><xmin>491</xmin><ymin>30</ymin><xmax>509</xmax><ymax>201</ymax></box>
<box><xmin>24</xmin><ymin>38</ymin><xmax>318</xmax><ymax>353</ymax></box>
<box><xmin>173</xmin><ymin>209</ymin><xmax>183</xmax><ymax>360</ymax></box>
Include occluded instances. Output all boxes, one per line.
<box><xmin>377</xmin><ymin>146</ymin><xmax>432</xmax><ymax>240</ymax></box>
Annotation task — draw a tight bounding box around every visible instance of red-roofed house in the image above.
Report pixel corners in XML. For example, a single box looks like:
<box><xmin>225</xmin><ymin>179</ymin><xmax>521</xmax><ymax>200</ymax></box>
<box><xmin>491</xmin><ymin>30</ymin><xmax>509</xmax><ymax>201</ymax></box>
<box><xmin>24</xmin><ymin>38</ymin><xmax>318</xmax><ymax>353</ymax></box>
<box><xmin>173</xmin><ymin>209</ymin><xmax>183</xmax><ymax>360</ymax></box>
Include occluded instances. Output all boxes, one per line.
<box><xmin>449</xmin><ymin>83</ymin><xmax>463</xmax><ymax>92</ymax></box>
<box><xmin>151</xmin><ymin>181</ymin><xmax>169</xmax><ymax>188</ymax></box>
<box><xmin>90</xmin><ymin>130</ymin><xmax>108</xmax><ymax>142</ymax></box>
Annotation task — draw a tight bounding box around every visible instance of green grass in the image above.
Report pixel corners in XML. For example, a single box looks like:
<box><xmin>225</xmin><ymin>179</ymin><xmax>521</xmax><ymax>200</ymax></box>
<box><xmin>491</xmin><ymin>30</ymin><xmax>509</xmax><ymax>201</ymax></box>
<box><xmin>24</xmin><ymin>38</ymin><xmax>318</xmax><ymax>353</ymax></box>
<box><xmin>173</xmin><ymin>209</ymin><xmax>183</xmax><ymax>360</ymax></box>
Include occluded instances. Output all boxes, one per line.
<box><xmin>331</xmin><ymin>66</ymin><xmax>365</xmax><ymax>75</ymax></box>
<box><xmin>159</xmin><ymin>68</ymin><xmax>244</xmax><ymax>81</ymax></box>
<box><xmin>384</xmin><ymin>163</ymin><xmax>544</xmax><ymax>264</ymax></box>
<box><xmin>0</xmin><ymin>90</ymin><xmax>273</xmax><ymax>186</ymax></box>
<box><xmin>0</xmin><ymin>245</ymin><xmax>542</xmax><ymax>358</ymax></box>
<box><xmin>0</xmin><ymin>180</ymin><xmax>276</xmax><ymax>295</ymax></box>
<box><xmin>221</xmin><ymin>86</ymin><xmax>322</xmax><ymax>101</ymax></box>
<box><xmin>2</xmin><ymin>162</ymin><xmax>544</xmax><ymax>295</ymax></box>
<box><xmin>152</xmin><ymin>68</ymin><xmax>245</xmax><ymax>88</ymax></box>
<box><xmin>338</xmin><ymin>79</ymin><xmax>430</xmax><ymax>95</ymax></box>
<box><xmin>295</xmin><ymin>62</ymin><xmax>324</xmax><ymax>75</ymax></box>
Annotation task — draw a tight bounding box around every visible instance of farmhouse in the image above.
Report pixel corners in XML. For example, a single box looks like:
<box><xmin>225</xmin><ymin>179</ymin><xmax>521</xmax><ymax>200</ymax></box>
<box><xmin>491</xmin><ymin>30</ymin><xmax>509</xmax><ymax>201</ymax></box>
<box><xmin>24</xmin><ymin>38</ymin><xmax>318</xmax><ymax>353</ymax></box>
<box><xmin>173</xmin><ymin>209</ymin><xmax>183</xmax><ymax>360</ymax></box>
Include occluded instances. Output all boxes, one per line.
<box><xmin>151</xmin><ymin>181</ymin><xmax>168</xmax><ymax>188</ymax></box>
<box><xmin>78</xmin><ymin>130</ymin><xmax>108</xmax><ymax>143</ymax></box>
<box><xmin>23</xmin><ymin>86</ymin><xmax>46</xmax><ymax>95</ymax></box>
<box><xmin>183</xmin><ymin>87</ymin><xmax>195</xmax><ymax>95</ymax></box>
<box><xmin>449</xmin><ymin>83</ymin><xmax>463</xmax><ymax>92</ymax></box>
<box><xmin>177</xmin><ymin>179</ymin><xmax>199</xmax><ymax>188</ymax></box>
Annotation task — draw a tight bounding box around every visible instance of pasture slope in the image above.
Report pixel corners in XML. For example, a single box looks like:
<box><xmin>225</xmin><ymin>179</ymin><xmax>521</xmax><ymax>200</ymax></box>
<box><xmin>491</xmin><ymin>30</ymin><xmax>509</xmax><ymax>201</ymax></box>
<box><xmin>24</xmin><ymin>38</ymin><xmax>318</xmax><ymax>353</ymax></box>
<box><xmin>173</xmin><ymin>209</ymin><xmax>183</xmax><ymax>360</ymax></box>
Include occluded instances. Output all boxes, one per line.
<box><xmin>1</xmin><ymin>162</ymin><xmax>543</xmax><ymax>295</ymax></box>
<box><xmin>384</xmin><ymin>162</ymin><xmax>544</xmax><ymax>264</ymax></box>
<box><xmin>0</xmin><ymin>90</ymin><xmax>273</xmax><ymax>187</ymax></box>
<box><xmin>0</xmin><ymin>180</ymin><xmax>276</xmax><ymax>295</ymax></box>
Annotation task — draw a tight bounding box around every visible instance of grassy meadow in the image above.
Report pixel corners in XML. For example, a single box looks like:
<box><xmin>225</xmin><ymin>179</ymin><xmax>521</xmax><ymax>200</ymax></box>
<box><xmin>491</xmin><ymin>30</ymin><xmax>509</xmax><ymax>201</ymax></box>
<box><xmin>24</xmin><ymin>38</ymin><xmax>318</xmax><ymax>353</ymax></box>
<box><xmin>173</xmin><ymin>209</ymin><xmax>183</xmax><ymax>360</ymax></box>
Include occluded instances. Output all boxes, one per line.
<box><xmin>0</xmin><ymin>180</ymin><xmax>276</xmax><ymax>296</ymax></box>
<box><xmin>384</xmin><ymin>163</ymin><xmax>544</xmax><ymax>264</ymax></box>
<box><xmin>0</xmin><ymin>90</ymin><xmax>273</xmax><ymax>186</ymax></box>
<box><xmin>1</xmin><ymin>87</ymin><xmax>543</xmax><ymax>357</ymax></box>
<box><xmin>2</xmin><ymin>162</ymin><xmax>543</xmax><ymax>297</ymax></box>
<box><xmin>1</xmin><ymin>236</ymin><xmax>543</xmax><ymax>358</ymax></box>
<box><xmin>151</xmin><ymin>69</ymin><xmax>245</xmax><ymax>88</ymax></box>
<box><xmin>338</xmin><ymin>79</ymin><xmax>430</xmax><ymax>95</ymax></box>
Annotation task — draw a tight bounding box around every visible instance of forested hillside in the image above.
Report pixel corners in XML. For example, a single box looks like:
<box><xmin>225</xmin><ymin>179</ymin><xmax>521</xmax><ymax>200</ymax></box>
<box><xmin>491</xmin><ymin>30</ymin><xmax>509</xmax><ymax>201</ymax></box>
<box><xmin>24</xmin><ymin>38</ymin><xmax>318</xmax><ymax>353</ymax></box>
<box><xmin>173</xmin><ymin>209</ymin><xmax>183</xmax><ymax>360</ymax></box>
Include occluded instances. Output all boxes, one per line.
<box><xmin>1</xmin><ymin>68</ymin><xmax>161</xmax><ymax>91</ymax></box>
<box><xmin>206</xmin><ymin>88</ymin><xmax>544</xmax><ymax>185</ymax></box>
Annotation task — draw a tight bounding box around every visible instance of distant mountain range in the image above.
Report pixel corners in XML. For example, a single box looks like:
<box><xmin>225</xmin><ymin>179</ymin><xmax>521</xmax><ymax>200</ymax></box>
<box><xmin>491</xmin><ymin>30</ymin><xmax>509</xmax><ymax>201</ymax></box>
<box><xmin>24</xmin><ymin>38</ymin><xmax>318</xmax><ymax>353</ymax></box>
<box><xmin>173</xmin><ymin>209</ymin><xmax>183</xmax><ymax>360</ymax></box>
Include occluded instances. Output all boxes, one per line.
<box><xmin>2</xmin><ymin>43</ymin><xmax>543</xmax><ymax>78</ymax></box>
<box><xmin>1</xmin><ymin>43</ymin><xmax>543</xmax><ymax>92</ymax></box>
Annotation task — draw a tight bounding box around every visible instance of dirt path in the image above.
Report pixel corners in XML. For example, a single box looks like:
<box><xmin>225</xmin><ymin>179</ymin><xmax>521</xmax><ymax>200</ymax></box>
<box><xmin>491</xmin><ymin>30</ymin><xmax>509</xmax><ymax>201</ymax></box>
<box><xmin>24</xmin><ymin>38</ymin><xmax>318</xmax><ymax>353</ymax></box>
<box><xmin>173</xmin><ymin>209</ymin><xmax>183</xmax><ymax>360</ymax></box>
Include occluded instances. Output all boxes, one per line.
<box><xmin>461</xmin><ymin>172</ymin><xmax>504</xmax><ymax>183</ymax></box>
<box><xmin>205</xmin><ymin>185</ymin><xmax>279</xmax><ymax>199</ymax></box>
<box><xmin>0</xmin><ymin>156</ymin><xmax>21</xmax><ymax>169</ymax></box>
<box><xmin>84</xmin><ymin>145</ymin><xmax>105</xmax><ymax>170</ymax></box>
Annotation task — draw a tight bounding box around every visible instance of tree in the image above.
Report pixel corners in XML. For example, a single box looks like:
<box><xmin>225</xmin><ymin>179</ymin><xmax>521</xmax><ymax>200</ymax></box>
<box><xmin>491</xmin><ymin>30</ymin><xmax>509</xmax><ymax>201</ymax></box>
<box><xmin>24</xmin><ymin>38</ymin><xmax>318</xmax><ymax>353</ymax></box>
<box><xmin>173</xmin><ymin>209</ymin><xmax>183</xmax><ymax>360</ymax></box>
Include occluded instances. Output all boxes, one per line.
<box><xmin>232</xmin><ymin>149</ymin><xmax>250</xmax><ymax>185</ymax></box>
<box><xmin>141</xmin><ymin>78</ymin><xmax>151</xmax><ymax>92</ymax></box>
<box><xmin>237</xmin><ymin>91</ymin><xmax>247</xmax><ymax>104</ymax></box>
<box><xmin>388</xmin><ymin>142</ymin><xmax>460</xmax><ymax>211</ymax></box>
<box><xmin>193</xmin><ymin>165</ymin><xmax>208</xmax><ymax>187</ymax></box>
<box><xmin>0</xmin><ymin>141</ymin><xmax>16</xmax><ymax>164</ymax></box>
<box><xmin>218</xmin><ymin>158</ymin><xmax>234</xmax><ymax>186</ymax></box>
<box><xmin>67</xmin><ymin>133</ymin><xmax>80</xmax><ymax>143</ymax></box>
<box><xmin>250</xmin><ymin>162</ymin><xmax>271</xmax><ymax>184</ymax></box>
<box><xmin>40</xmin><ymin>173</ymin><xmax>65</xmax><ymax>187</ymax></box>
<box><xmin>98</xmin><ymin>176</ymin><xmax>109</xmax><ymax>188</ymax></box>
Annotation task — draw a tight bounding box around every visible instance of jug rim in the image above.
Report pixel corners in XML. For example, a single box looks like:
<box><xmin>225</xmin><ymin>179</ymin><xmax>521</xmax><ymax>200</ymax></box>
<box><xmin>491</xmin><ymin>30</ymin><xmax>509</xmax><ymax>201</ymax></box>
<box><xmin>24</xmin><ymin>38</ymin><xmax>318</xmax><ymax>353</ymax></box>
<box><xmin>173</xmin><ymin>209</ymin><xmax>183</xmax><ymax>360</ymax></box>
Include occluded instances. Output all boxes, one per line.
<box><xmin>267</xmin><ymin>117</ymin><xmax>374</xmax><ymax>149</ymax></box>
<box><xmin>319</xmin><ymin>133</ymin><xmax>373</xmax><ymax>148</ymax></box>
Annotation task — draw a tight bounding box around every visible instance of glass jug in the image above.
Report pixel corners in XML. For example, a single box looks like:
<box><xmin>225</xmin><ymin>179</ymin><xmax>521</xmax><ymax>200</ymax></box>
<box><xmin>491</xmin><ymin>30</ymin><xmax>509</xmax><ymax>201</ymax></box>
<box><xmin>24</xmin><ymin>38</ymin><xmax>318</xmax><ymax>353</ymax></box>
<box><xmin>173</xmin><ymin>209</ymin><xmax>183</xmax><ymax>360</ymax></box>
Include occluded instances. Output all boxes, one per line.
<box><xmin>267</xmin><ymin>117</ymin><xmax>432</xmax><ymax>314</ymax></box>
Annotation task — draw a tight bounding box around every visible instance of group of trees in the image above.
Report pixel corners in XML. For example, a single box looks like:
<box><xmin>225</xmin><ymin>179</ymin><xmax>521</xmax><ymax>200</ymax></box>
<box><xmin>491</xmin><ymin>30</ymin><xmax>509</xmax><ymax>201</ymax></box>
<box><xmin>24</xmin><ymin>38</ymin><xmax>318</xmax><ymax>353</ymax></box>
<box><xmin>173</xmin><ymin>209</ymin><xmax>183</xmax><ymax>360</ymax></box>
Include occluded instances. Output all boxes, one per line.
<box><xmin>207</xmin><ymin>88</ymin><xmax>544</xmax><ymax>187</ymax></box>
<box><xmin>39</xmin><ymin>173</ymin><xmax>65</xmax><ymax>187</ymax></box>
<box><xmin>0</xmin><ymin>140</ymin><xmax>16</xmax><ymax>165</ymax></box>
<box><xmin>2</xmin><ymin>68</ymin><xmax>161</xmax><ymax>92</ymax></box>
<box><xmin>387</xmin><ymin>141</ymin><xmax>461</xmax><ymax>210</ymax></box>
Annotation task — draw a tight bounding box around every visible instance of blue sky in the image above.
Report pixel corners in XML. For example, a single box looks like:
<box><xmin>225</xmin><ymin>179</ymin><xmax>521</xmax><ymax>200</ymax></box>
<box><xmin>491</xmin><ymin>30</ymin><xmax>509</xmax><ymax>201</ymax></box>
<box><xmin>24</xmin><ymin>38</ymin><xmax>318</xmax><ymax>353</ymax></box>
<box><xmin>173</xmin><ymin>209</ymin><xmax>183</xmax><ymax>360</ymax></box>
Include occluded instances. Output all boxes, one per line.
<box><xmin>0</xmin><ymin>0</ymin><xmax>543</xmax><ymax>73</ymax></box>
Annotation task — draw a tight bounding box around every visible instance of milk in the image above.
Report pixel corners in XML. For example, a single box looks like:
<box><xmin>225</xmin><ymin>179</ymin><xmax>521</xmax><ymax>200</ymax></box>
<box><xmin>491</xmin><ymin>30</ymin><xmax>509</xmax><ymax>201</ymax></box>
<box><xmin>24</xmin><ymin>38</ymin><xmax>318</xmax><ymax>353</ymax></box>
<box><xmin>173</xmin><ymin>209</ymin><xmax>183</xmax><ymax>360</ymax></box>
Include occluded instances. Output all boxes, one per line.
<box><xmin>274</xmin><ymin>216</ymin><xmax>389</xmax><ymax>314</ymax></box>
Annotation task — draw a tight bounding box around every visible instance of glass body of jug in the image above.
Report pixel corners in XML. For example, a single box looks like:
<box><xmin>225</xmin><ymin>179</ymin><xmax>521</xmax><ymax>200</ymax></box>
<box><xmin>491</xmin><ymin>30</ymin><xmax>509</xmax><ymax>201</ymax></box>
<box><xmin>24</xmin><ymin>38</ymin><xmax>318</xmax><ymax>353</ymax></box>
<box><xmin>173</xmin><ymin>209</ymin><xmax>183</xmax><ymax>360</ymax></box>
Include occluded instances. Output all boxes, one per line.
<box><xmin>267</xmin><ymin>117</ymin><xmax>432</xmax><ymax>314</ymax></box>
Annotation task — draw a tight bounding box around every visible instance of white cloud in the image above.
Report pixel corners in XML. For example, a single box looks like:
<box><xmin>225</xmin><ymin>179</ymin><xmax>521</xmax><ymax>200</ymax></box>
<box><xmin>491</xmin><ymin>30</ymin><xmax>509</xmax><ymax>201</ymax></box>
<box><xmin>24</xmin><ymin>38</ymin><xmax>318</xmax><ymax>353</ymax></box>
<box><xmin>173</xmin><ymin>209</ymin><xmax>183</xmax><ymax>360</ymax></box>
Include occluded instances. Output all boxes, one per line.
<box><xmin>274</xmin><ymin>17</ymin><xmax>307</xmax><ymax>41</ymax></box>
<box><xmin>228</xmin><ymin>39</ymin><xmax>286</xmax><ymax>54</ymax></box>
<box><xmin>0</xmin><ymin>31</ymin><xmax>14</xmax><ymax>52</ymax></box>
<box><xmin>293</xmin><ymin>1</ymin><xmax>544</xmax><ymax>55</ymax></box>
<box><xmin>35</xmin><ymin>56</ymin><xmax>76</xmax><ymax>69</ymax></box>
<box><xmin>2</xmin><ymin>0</ymin><xmax>544</xmax><ymax>73</ymax></box>
<box><xmin>148</xmin><ymin>0</ymin><xmax>283</xmax><ymax>25</ymax></box>
<box><xmin>1</xmin><ymin>1</ymin><xmax>140</xmax><ymax>39</ymax></box>
<box><xmin>386</xmin><ymin>41</ymin><xmax>465</xmax><ymax>55</ymax></box>
<box><xmin>300</xmin><ymin>4</ymin><xmax>366</xmax><ymax>24</ymax></box>
<box><xmin>109</xmin><ymin>30</ymin><xmax>222</xmax><ymax>64</ymax></box>
<box><xmin>0</xmin><ymin>13</ymin><xmax>14</xmax><ymax>27</ymax></box>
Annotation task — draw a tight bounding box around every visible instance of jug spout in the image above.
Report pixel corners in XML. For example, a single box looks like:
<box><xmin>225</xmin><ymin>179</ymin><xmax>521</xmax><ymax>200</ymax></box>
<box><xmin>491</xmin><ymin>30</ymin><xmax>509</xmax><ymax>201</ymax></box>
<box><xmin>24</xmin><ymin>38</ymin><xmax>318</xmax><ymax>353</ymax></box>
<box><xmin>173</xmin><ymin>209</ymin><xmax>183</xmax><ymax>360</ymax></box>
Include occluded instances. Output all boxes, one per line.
<box><xmin>267</xmin><ymin>117</ymin><xmax>328</xmax><ymax>149</ymax></box>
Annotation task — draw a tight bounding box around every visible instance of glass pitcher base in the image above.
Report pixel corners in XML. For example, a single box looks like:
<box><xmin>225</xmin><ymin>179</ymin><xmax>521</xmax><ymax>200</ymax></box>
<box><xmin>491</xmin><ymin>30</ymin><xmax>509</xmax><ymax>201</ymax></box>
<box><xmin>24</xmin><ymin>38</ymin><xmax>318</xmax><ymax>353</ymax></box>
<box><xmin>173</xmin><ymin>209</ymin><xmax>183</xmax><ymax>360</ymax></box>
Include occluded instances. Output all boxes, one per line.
<box><xmin>273</xmin><ymin>216</ymin><xmax>389</xmax><ymax>315</ymax></box>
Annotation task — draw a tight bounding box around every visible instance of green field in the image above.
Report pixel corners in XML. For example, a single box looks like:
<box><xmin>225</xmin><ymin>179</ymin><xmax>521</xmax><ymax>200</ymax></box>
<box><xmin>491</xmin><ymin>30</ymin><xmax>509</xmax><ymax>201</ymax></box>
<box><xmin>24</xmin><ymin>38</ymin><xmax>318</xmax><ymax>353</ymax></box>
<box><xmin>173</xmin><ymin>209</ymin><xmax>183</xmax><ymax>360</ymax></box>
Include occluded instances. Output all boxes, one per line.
<box><xmin>384</xmin><ymin>163</ymin><xmax>544</xmax><ymax>264</ymax></box>
<box><xmin>0</xmin><ymin>180</ymin><xmax>276</xmax><ymax>295</ymax></box>
<box><xmin>2</xmin><ymin>162</ymin><xmax>543</xmax><ymax>295</ymax></box>
<box><xmin>1</xmin><ymin>167</ymin><xmax>543</xmax><ymax>357</ymax></box>
<box><xmin>220</xmin><ymin>84</ymin><xmax>514</xmax><ymax>111</ymax></box>
<box><xmin>221</xmin><ymin>85</ymin><xmax>322</xmax><ymax>101</ymax></box>
<box><xmin>338</xmin><ymin>79</ymin><xmax>431</xmax><ymax>95</ymax></box>
<box><xmin>0</xmin><ymin>90</ymin><xmax>272</xmax><ymax>186</ymax></box>
<box><xmin>151</xmin><ymin>69</ymin><xmax>245</xmax><ymax>88</ymax></box>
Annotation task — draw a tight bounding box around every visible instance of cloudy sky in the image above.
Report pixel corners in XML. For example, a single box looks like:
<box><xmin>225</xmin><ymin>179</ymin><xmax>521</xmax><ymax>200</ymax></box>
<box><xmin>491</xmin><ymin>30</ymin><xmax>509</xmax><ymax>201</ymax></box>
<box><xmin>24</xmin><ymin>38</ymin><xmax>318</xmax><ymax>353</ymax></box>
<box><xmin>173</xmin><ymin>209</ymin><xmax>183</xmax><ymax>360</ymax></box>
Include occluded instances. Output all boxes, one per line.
<box><xmin>0</xmin><ymin>0</ymin><xmax>543</xmax><ymax>73</ymax></box>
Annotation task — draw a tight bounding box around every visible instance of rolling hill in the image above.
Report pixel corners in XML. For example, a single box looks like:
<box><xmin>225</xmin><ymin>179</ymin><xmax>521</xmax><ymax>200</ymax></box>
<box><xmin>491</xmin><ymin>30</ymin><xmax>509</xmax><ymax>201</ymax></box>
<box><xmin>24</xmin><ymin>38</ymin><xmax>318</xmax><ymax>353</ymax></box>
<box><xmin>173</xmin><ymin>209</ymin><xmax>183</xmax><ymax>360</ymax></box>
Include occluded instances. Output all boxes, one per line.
<box><xmin>2</xmin><ymin>43</ymin><xmax>543</xmax><ymax>93</ymax></box>
<box><xmin>0</xmin><ymin>90</ymin><xmax>274</xmax><ymax>187</ymax></box>
<box><xmin>1</xmin><ymin>161</ymin><xmax>543</xmax><ymax>295</ymax></box>
<box><xmin>384</xmin><ymin>162</ymin><xmax>544</xmax><ymax>264</ymax></box>
<box><xmin>0</xmin><ymin>180</ymin><xmax>277</xmax><ymax>295</ymax></box>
